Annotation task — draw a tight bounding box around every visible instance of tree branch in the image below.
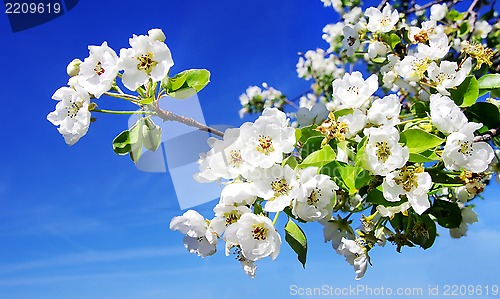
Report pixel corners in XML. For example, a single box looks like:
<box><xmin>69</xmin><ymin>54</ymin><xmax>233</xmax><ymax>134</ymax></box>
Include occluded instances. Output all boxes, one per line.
<box><xmin>403</xmin><ymin>0</ymin><xmax>453</xmax><ymax>14</ymax></box>
<box><xmin>473</xmin><ymin>126</ymin><xmax>500</xmax><ymax>143</ymax></box>
<box><xmin>153</xmin><ymin>105</ymin><xmax>225</xmax><ymax>137</ymax></box>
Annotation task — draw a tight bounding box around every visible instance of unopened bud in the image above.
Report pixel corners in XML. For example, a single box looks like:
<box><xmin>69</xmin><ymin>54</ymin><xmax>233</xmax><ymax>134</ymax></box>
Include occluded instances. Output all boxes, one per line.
<box><xmin>148</xmin><ymin>28</ymin><xmax>166</xmax><ymax>43</ymax></box>
<box><xmin>66</xmin><ymin>58</ymin><xmax>82</xmax><ymax>77</ymax></box>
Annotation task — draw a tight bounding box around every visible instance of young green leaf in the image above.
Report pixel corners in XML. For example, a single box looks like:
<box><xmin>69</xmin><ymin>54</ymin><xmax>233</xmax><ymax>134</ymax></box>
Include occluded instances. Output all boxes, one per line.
<box><xmin>284</xmin><ymin>219</ymin><xmax>307</xmax><ymax>268</ymax></box>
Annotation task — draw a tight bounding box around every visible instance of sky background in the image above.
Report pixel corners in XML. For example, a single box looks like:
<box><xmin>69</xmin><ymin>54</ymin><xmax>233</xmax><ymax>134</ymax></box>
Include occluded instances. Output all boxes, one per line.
<box><xmin>0</xmin><ymin>0</ymin><xmax>499</xmax><ymax>298</ymax></box>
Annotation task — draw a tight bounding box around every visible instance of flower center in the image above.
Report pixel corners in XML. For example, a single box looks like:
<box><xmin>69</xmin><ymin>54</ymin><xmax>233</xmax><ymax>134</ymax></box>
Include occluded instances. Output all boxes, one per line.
<box><xmin>257</xmin><ymin>135</ymin><xmax>275</xmax><ymax>154</ymax></box>
<box><xmin>229</xmin><ymin>149</ymin><xmax>243</xmax><ymax>167</ymax></box>
<box><xmin>458</xmin><ymin>140</ymin><xmax>473</xmax><ymax>156</ymax></box>
<box><xmin>436</xmin><ymin>72</ymin><xmax>454</xmax><ymax>84</ymax></box>
<box><xmin>137</xmin><ymin>52</ymin><xmax>157</xmax><ymax>73</ymax></box>
<box><xmin>252</xmin><ymin>224</ymin><xmax>268</xmax><ymax>241</ymax></box>
<box><xmin>394</xmin><ymin>167</ymin><xmax>420</xmax><ymax>192</ymax></box>
<box><xmin>94</xmin><ymin>61</ymin><xmax>105</xmax><ymax>76</ymax></box>
<box><xmin>307</xmin><ymin>188</ymin><xmax>322</xmax><ymax>207</ymax></box>
<box><xmin>375</xmin><ymin>141</ymin><xmax>392</xmax><ymax>163</ymax></box>
<box><xmin>271</xmin><ymin>177</ymin><xmax>290</xmax><ymax>198</ymax></box>
<box><xmin>66</xmin><ymin>100</ymin><xmax>84</xmax><ymax>119</ymax></box>
<box><xmin>224</xmin><ymin>211</ymin><xmax>241</xmax><ymax>226</ymax></box>
<box><xmin>347</xmin><ymin>36</ymin><xmax>356</xmax><ymax>47</ymax></box>
<box><xmin>411</xmin><ymin>58</ymin><xmax>429</xmax><ymax>79</ymax></box>
<box><xmin>347</xmin><ymin>85</ymin><xmax>360</xmax><ymax>95</ymax></box>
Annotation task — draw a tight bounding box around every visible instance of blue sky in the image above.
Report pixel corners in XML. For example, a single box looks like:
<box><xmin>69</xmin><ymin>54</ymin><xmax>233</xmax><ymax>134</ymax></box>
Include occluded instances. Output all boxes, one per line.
<box><xmin>0</xmin><ymin>1</ymin><xmax>499</xmax><ymax>298</ymax></box>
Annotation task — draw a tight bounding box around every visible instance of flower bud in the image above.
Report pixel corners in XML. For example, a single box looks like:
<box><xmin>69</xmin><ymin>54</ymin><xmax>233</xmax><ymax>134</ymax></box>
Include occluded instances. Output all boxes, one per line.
<box><xmin>148</xmin><ymin>28</ymin><xmax>166</xmax><ymax>42</ymax></box>
<box><xmin>66</xmin><ymin>58</ymin><xmax>82</xmax><ymax>77</ymax></box>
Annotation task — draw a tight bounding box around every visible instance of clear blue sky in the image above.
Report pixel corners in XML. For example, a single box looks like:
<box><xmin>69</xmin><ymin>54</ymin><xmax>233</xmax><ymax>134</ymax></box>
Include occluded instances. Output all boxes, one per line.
<box><xmin>0</xmin><ymin>1</ymin><xmax>499</xmax><ymax>298</ymax></box>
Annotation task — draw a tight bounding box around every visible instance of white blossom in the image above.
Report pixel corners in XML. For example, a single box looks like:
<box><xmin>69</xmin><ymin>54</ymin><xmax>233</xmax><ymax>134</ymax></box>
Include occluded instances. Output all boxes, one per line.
<box><xmin>219</xmin><ymin>182</ymin><xmax>257</xmax><ymax>206</ymax></box>
<box><xmin>442</xmin><ymin>122</ymin><xmax>495</xmax><ymax>172</ymax></box>
<box><xmin>332</xmin><ymin>71</ymin><xmax>378</xmax><ymax>109</ymax></box>
<box><xmin>337</xmin><ymin>109</ymin><xmax>368</xmax><ymax>138</ymax></box>
<box><xmin>78</xmin><ymin>42</ymin><xmax>119</xmax><ymax>98</ymax></box>
<box><xmin>363</xmin><ymin>126</ymin><xmax>409</xmax><ymax>176</ymax></box>
<box><xmin>170</xmin><ymin>210</ymin><xmax>217</xmax><ymax>258</ymax></box>
<box><xmin>450</xmin><ymin>206</ymin><xmax>478</xmax><ymax>238</ymax></box>
<box><xmin>209</xmin><ymin>204</ymin><xmax>252</xmax><ymax>236</ymax></box>
<box><xmin>322</xmin><ymin>22</ymin><xmax>345</xmax><ymax>52</ymax></box>
<box><xmin>292</xmin><ymin>167</ymin><xmax>338</xmax><ymax>222</ymax></box>
<box><xmin>365</xmin><ymin>4</ymin><xmax>399</xmax><ymax>33</ymax></box>
<box><xmin>368</xmin><ymin>41</ymin><xmax>389</xmax><ymax>59</ymax></box>
<box><xmin>430</xmin><ymin>3</ymin><xmax>448</xmax><ymax>21</ymax></box>
<box><xmin>240</xmin><ymin>108</ymin><xmax>295</xmax><ymax>168</ymax></box>
<box><xmin>343</xmin><ymin>7</ymin><xmax>363</xmax><ymax>24</ymax></box>
<box><xmin>119</xmin><ymin>32</ymin><xmax>174</xmax><ymax>91</ymax></box>
<box><xmin>147</xmin><ymin>28</ymin><xmax>166</xmax><ymax>42</ymax></box>
<box><xmin>342</xmin><ymin>25</ymin><xmax>361</xmax><ymax>57</ymax></box>
<box><xmin>377</xmin><ymin>202</ymin><xmax>411</xmax><ymax>218</ymax></box>
<box><xmin>251</xmin><ymin>165</ymin><xmax>300</xmax><ymax>212</ymax></box>
<box><xmin>382</xmin><ymin>167</ymin><xmax>432</xmax><ymax>215</ymax></box>
<box><xmin>430</xmin><ymin>93</ymin><xmax>468</xmax><ymax>134</ymax></box>
<box><xmin>338</xmin><ymin>238</ymin><xmax>369</xmax><ymax>280</ymax></box>
<box><xmin>296</xmin><ymin>103</ymin><xmax>329</xmax><ymax>127</ymax></box>
<box><xmin>394</xmin><ymin>54</ymin><xmax>430</xmax><ymax>82</ymax></box>
<box><xmin>428</xmin><ymin>58</ymin><xmax>472</xmax><ymax>95</ymax></box>
<box><xmin>224</xmin><ymin>213</ymin><xmax>281</xmax><ymax>261</ymax></box>
<box><xmin>417</xmin><ymin>33</ymin><xmax>451</xmax><ymax>60</ymax></box>
<box><xmin>47</xmin><ymin>85</ymin><xmax>91</xmax><ymax>145</ymax></box>
<box><xmin>474</xmin><ymin>20</ymin><xmax>493</xmax><ymax>39</ymax></box>
<box><xmin>322</xmin><ymin>217</ymin><xmax>355</xmax><ymax>250</ymax></box>
<box><xmin>367</xmin><ymin>94</ymin><xmax>401</xmax><ymax>126</ymax></box>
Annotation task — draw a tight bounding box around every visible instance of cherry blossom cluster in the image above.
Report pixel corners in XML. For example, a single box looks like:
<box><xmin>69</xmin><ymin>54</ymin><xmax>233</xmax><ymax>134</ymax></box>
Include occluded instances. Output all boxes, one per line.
<box><xmin>171</xmin><ymin>108</ymin><xmax>339</xmax><ymax>277</ymax></box>
<box><xmin>47</xmin><ymin>29</ymin><xmax>173</xmax><ymax>145</ymax></box>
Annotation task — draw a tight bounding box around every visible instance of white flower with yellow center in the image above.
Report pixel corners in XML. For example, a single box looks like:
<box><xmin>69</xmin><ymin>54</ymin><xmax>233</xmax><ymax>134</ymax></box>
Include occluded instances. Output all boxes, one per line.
<box><xmin>338</xmin><ymin>238</ymin><xmax>369</xmax><ymax>280</ymax></box>
<box><xmin>382</xmin><ymin>166</ymin><xmax>432</xmax><ymax>215</ymax></box>
<box><xmin>47</xmin><ymin>85</ymin><xmax>91</xmax><ymax>145</ymax></box>
<box><xmin>240</xmin><ymin>109</ymin><xmax>295</xmax><ymax>169</ymax></box>
<box><xmin>224</xmin><ymin>213</ymin><xmax>281</xmax><ymax>261</ymax></box>
<box><xmin>119</xmin><ymin>31</ymin><xmax>174</xmax><ymax>91</ymax></box>
<box><xmin>394</xmin><ymin>54</ymin><xmax>430</xmax><ymax>82</ymax></box>
<box><xmin>332</xmin><ymin>71</ymin><xmax>378</xmax><ymax>109</ymax></box>
<box><xmin>77</xmin><ymin>41</ymin><xmax>118</xmax><ymax>98</ymax></box>
<box><xmin>170</xmin><ymin>210</ymin><xmax>217</xmax><ymax>258</ymax></box>
<box><xmin>428</xmin><ymin>58</ymin><xmax>472</xmax><ymax>95</ymax></box>
<box><xmin>210</xmin><ymin>128</ymin><xmax>254</xmax><ymax>178</ymax></box>
<box><xmin>292</xmin><ymin>167</ymin><xmax>338</xmax><ymax>222</ymax></box>
<box><xmin>409</xmin><ymin>20</ymin><xmax>443</xmax><ymax>44</ymax></box>
<box><xmin>442</xmin><ymin>122</ymin><xmax>495</xmax><ymax>172</ymax></box>
<box><xmin>209</xmin><ymin>204</ymin><xmax>252</xmax><ymax>236</ymax></box>
<box><xmin>365</xmin><ymin>4</ymin><xmax>399</xmax><ymax>33</ymax></box>
<box><xmin>337</xmin><ymin>109</ymin><xmax>368</xmax><ymax>138</ymax></box>
<box><xmin>368</xmin><ymin>41</ymin><xmax>389</xmax><ymax>59</ymax></box>
<box><xmin>430</xmin><ymin>94</ymin><xmax>468</xmax><ymax>134</ymax></box>
<box><xmin>417</xmin><ymin>33</ymin><xmax>451</xmax><ymax>60</ymax></box>
<box><xmin>363</xmin><ymin>126</ymin><xmax>409</xmax><ymax>176</ymax></box>
<box><xmin>251</xmin><ymin>165</ymin><xmax>300</xmax><ymax>212</ymax></box>
<box><xmin>367</xmin><ymin>94</ymin><xmax>401</xmax><ymax>126</ymax></box>
<box><xmin>376</xmin><ymin>201</ymin><xmax>411</xmax><ymax>218</ymax></box>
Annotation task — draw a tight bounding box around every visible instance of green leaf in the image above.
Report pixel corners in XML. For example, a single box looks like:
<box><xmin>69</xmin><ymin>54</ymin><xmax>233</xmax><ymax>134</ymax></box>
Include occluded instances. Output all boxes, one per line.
<box><xmin>333</xmin><ymin>108</ymin><xmax>353</xmax><ymax>118</ymax></box>
<box><xmin>426</xmin><ymin>168</ymin><xmax>462</xmax><ymax>186</ymax></box>
<box><xmin>142</xmin><ymin>119</ymin><xmax>162</xmax><ymax>152</ymax></box>
<box><xmin>446</xmin><ymin>10</ymin><xmax>464</xmax><ymax>21</ymax></box>
<box><xmin>301</xmin><ymin>136</ymin><xmax>324</xmax><ymax>160</ymax></box>
<box><xmin>163</xmin><ymin>69</ymin><xmax>211</xmax><ymax>99</ymax></box>
<box><xmin>408</xmin><ymin>214</ymin><xmax>436</xmax><ymax>250</ymax></box>
<box><xmin>252</xmin><ymin>199</ymin><xmax>264</xmax><ymax>216</ymax></box>
<box><xmin>450</xmin><ymin>76</ymin><xmax>479</xmax><ymax>107</ymax></box>
<box><xmin>409</xmin><ymin>150</ymin><xmax>439</xmax><ymax>163</ymax></box>
<box><xmin>282</xmin><ymin>155</ymin><xmax>298</xmax><ymax>169</ymax></box>
<box><xmin>129</xmin><ymin>121</ymin><xmax>144</xmax><ymax>163</ymax></box>
<box><xmin>298</xmin><ymin>125</ymin><xmax>322</xmax><ymax>143</ymax></box>
<box><xmin>464</xmin><ymin>102</ymin><xmax>500</xmax><ymax>129</ymax></box>
<box><xmin>478</xmin><ymin>74</ymin><xmax>500</xmax><ymax>90</ymax></box>
<box><xmin>371</xmin><ymin>57</ymin><xmax>387</xmax><ymax>64</ymax></box>
<box><xmin>490</xmin><ymin>88</ymin><xmax>500</xmax><ymax>98</ymax></box>
<box><xmin>426</xmin><ymin>199</ymin><xmax>462</xmax><ymax>229</ymax></box>
<box><xmin>300</xmin><ymin>145</ymin><xmax>336</xmax><ymax>168</ymax></box>
<box><xmin>139</xmin><ymin>97</ymin><xmax>154</xmax><ymax>105</ymax></box>
<box><xmin>112</xmin><ymin>130</ymin><xmax>132</xmax><ymax>155</ymax></box>
<box><xmin>284</xmin><ymin>219</ymin><xmax>307</xmax><ymax>268</ymax></box>
<box><xmin>458</xmin><ymin>22</ymin><xmax>470</xmax><ymax>36</ymax></box>
<box><xmin>411</xmin><ymin>102</ymin><xmax>429</xmax><ymax>118</ymax></box>
<box><xmin>366</xmin><ymin>188</ymin><xmax>403</xmax><ymax>207</ymax></box>
<box><xmin>321</xmin><ymin>161</ymin><xmax>364</xmax><ymax>194</ymax></box>
<box><xmin>400</xmin><ymin>129</ymin><xmax>444</xmax><ymax>154</ymax></box>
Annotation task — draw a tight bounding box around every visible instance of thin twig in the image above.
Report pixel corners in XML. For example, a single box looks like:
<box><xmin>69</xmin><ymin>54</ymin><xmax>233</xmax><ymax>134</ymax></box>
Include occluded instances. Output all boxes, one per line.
<box><xmin>473</xmin><ymin>126</ymin><xmax>500</xmax><ymax>142</ymax></box>
<box><xmin>403</xmin><ymin>0</ymin><xmax>453</xmax><ymax>14</ymax></box>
